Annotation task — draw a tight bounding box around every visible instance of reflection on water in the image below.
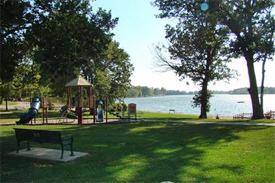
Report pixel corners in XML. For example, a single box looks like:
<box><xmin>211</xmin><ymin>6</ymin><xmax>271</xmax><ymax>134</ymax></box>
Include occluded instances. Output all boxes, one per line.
<box><xmin>123</xmin><ymin>94</ymin><xmax>275</xmax><ymax>116</ymax></box>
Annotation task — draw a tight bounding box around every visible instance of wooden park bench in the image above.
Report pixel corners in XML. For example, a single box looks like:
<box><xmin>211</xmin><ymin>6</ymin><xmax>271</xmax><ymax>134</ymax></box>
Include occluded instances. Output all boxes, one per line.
<box><xmin>265</xmin><ymin>110</ymin><xmax>275</xmax><ymax>119</ymax></box>
<box><xmin>169</xmin><ymin>109</ymin><xmax>175</xmax><ymax>113</ymax></box>
<box><xmin>233</xmin><ymin>113</ymin><xmax>252</xmax><ymax>119</ymax></box>
<box><xmin>14</xmin><ymin>128</ymin><xmax>74</xmax><ymax>159</ymax></box>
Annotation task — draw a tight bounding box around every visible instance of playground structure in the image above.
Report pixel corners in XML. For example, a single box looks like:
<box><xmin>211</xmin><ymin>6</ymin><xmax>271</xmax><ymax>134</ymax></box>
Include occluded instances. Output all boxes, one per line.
<box><xmin>16</xmin><ymin>75</ymin><xmax>137</xmax><ymax>125</ymax></box>
<box><xmin>64</xmin><ymin>75</ymin><xmax>112</xmax><ymax>124</ymax></box>
<box><xmin>16</xmin><ymin>96</ymin><xmax>48</xmax><ymax>125</ymax></box>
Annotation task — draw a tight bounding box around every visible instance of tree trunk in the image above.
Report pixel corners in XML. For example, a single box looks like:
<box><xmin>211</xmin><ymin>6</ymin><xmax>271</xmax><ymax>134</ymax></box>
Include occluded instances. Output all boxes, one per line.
<box><xmin>260</xmin><ymin>26</ymin><xmax>273</xmax><ymax>114</ymax></box>
<box><xmin>244</xmin><ymin>52</ymin><xmax>264</xmax><ymax>119</ymax></box>
<box><xmin>5</xmin><ymin>98</ymin><xmax>8</xmax><ymax>111</ymax></box>
<box><xmin>260</xmin><ymin>55</ymin><xmax>267</xmax><ymax>109</ymax></box>
<box><xmin>199</xmin><ymin>79</ymin><xmax>208</xmax><ymax>119</ymax></box>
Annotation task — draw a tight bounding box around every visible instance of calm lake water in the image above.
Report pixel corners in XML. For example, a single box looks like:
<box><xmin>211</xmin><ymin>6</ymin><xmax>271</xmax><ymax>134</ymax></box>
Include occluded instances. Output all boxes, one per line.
<box><xmin>123</xmin><ymin>94</ymin><xmax>275</xmax><ymax>116</ymax></box>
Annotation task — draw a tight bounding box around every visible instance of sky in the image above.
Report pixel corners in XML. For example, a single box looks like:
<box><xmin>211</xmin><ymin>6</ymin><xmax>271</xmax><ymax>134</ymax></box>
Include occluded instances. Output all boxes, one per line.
<box><xmin>92</xmin><ymin>0</ymin><xmax>275</xmax><ymax>92</ymax></box>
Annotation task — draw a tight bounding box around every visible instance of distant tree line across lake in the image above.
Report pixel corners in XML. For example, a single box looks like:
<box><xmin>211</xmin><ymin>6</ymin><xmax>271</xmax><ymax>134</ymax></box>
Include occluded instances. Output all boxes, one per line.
<box><xmin>127</xmin><ymin>86</ymin><xmax>275</xmax><ymax>98</ymax></box>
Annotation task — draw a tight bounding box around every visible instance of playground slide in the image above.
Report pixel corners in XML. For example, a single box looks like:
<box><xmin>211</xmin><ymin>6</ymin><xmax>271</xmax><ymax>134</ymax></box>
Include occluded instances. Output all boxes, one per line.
<box><xmin>16</xmin><ymin>97</ymin><xmax>40</xmax><ymax>125</ymax></box>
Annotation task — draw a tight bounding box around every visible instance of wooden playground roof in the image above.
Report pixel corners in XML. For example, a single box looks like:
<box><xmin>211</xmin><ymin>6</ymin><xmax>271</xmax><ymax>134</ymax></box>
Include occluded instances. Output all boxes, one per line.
<box><xmin>65</xmin><ymin>75</ymin><xmax>93</xmax><ymax>87</ymax></box>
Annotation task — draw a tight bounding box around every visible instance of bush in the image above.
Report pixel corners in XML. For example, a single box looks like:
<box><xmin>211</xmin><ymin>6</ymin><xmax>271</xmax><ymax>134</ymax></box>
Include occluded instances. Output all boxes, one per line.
<box><xmin>109</xmin><ymin>103</ymin><xmax>127</xmax><ymax>112</ymax></box>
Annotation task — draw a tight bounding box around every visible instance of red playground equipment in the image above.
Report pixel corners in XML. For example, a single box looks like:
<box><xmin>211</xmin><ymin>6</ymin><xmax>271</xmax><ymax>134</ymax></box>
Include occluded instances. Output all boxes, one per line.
<box><xmin>65</xmin><ymin>75</ymin><xmax>95</xmax><ymax>124</ymax></box>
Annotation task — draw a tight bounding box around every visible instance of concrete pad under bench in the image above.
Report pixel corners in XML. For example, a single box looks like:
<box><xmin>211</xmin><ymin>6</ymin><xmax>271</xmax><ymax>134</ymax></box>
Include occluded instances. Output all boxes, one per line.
<box><xmin>9</xmin><ymin>147</ymin><xmax>88</xmax><ymax>162</ymax></box>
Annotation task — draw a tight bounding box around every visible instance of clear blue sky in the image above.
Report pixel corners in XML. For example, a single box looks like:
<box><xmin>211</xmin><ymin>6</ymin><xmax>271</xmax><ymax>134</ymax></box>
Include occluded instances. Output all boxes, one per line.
<box><xmin>92</xmin><ymin>0</ymin><xmax>275</xmax><ymax>92</ymax></box>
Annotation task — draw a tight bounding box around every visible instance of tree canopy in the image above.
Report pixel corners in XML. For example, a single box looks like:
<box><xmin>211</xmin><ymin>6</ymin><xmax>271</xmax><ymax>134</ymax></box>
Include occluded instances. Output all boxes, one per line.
<box><xmin>216</xmin><ymin>0</ymin><xmax>274</xmax><ymax>118</ymax></box>
<box><xmin>152</xmin><ymin>0</ymin><xmax>274</xmax><ymax>119</ymax></box>
<box><xmin>1</xmin><ymin>0</ymin><xmax>134</xmax><ymax>104</ymax></box>
<box><xmin>153</xmin><ymin>0</ymin><xmax>235</xmax><ymax>118</ymax></box>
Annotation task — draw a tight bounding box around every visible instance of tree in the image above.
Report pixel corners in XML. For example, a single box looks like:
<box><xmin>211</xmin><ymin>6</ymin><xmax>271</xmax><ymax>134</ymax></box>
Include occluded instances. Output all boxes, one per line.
<box><xmin>141</xmin><ymin>86</ymin><xmax>154</xmax><ymax>97</ymax></box>
<box><xmin>98</xmin><ymin>41</ymin><xmax>134</xmax><ymax>102</ymax></box>
<box><xmin>152</xmin><ymin>0</ymin><xmax>274</xmax><ymax>119</ymax></box>
<box><xmin>93</xmin><ymin>70</ymin><xmax>112</xmax><ymax>100</ymax></box>
<box><xmin>127</xmin><ymin>86</ymin><xmax>142</xmax><ymax>98</ymax></box>
<box><xmin>153</xmin><ymin>1</ymin><xmax>234</xmax><ymax>118</ymax></box>
<box><xmin>81</xmin><ymin>40</ymin><xmax>134</xmax><ymax>103</ymax></box>
<box><xmin>1</xmin><ymin>0</ymin><xmax>134</xmax><ymax>103</ymax></box>
<box><xmin>27</xmin><ymin>1</ymin><xmax>118</xmax><ymax>92</ymax></box>
<box><xmin>26</xmin><ymin>0</ymin><xmax>133</xmax><ymax>101</ymax></box>
<box><xmin>0</xmin><ymin>0</ymin><xmax>33</xmax><ymax>82</ymax></box>
<box><xmin>215</xmin><ymin>0</ymin><xmax>274</xmax><ymax>119</ymax></box>
<box><xmin>0</xmin><ymin>59</ymin><xmax>40</xmax><ymax>110</ymax></box>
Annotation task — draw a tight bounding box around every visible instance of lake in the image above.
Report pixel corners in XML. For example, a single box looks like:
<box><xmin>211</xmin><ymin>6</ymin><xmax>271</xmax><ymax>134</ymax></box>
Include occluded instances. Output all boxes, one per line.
<box><xmin>123</xmin><ymin>94</ymin><xmax>275</xmax><ymax>117</ymax></box>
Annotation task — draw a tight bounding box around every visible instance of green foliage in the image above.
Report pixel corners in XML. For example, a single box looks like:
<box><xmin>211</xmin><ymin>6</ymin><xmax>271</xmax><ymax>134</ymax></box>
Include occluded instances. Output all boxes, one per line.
<box><xmin>127</xmin><ymin>86</ymin><xmax>197</xmax><ymax>98</ymax></box>
<box><xmin>97</xmin><ymin>41</ymin><xmax>134</xmax><ymax>103</ymax></box>
<box><xmin>0</xmin><ymin>0</ymin><xmax>33</xmax><ymax>82</ymax></box>
<box><xmin>0</xmin><ymin>59</ymin><xmax>43</xmax><ymax>109</ymax></box>
<box><xmin>28</xmin><ymin>1</ymin><xmax>118</xmax><ymax>91</ymax></box>
<box><xmin>127</xmin><ymin>86</ymin><xmax>275</xmax><ymax>98</ymax></box>
<box><xmin>215</xmin><ymin>0</ymin><xmax>274</xmax><ymax>61</ymax></box>
<box><xmin>93</xmin><ymin>70</ymin><xmax>112</xmax><ymax>99</ymax></box>
<box><xmin>228</xmin><ymin>87</ymin><xmax>275</xmax><ymax>95</ymax></box>
<box><xmin>213</xmin><ymin>0</ymin><xmax>274</xmax><ymax>118</ymax></box>
<box><xmin>127</xmin><ymin>86</ymin><xmax>167</xmax><ymax>98</ymax></box>
<box><xmin>0</xmin><ymin>80</ymin><xmax>16</xmax><ymax>103</ymax></box>
<box><xmin>1</xmin><ymin>0</ymin><xmax>134</xmax><ymax>103</ymax></box>
<box><xmin>192</xmin><ymin>90</ymin><xmax>213</xmax><ymax>113</ymax></box>
<box><xmin>153</xmin><ymin>0</ymin><xmax>235</xmax><ymax>118</ymax></box>
<box><xmin>109</xmin><ymin>103</ymin><xmax>127</xmax><ymax>112</ymax></box>
<box><xmin>152</xmin><ymin>0</ymin><xmax>274</xmax><ymax>119</ymax></box>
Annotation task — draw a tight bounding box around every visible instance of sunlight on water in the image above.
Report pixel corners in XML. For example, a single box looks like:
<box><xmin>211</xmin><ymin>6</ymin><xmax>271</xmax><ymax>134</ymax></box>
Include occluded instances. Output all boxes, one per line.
<box><xmin>123</xmin><ymin>95</ymin><xmax>275</xmax><ymax>116</ymax></box>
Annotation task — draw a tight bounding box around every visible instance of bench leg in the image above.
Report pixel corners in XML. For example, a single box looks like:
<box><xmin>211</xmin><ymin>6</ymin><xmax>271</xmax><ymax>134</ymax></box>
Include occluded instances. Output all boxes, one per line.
<box><xmin>16</xmin><ymin>142</ymin><xmax>20</xmax><ymax>153</ymax></box>
<box><xmin>27</xmin><ymin>141</ymin><xmax>30</xmax><ymax>151</ymax></box>
<box><xmin>70</xmin><ymin>144</ymin><xmax>74</xmax><ymax>156</ymax></box>
<box><xmin>61</xmin><ymin>146</ymin><xmax>64</xmax><ymax>159</ymax></box>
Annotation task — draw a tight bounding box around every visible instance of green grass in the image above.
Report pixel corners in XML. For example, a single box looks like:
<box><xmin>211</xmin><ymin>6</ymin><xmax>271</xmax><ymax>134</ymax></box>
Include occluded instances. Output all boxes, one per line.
<box><xmin>0</xmin><ymin>109</ymin><xmax>271</xmax><ymax>125</ymax></box>
<box><xmin>0</xmin><ymin>109</ymin><xmax>61</xmax><ymax>123</ymax></box>
<box><xmin>1</xmin><ymin>110</ymin><xmax>275</xmax><ymax>123</ymax></box>
<box><xmin>137</xmin><ymin>111</ymin><xmax>275</xmax><ymax>123</ymax></box>
<box><xmin>1</xmin><ymin>123</ymin><xmax>274</xmax><ymax>182</ymax></box>
<box><xmin>0</xmin><ymin>101</ymin><xmax>19</xmax><ymax>105</ymax></box>
<box><xmin>0</xmin><ymin>109</ymin><xmax>119</xmax><ymax>123</ymax></box>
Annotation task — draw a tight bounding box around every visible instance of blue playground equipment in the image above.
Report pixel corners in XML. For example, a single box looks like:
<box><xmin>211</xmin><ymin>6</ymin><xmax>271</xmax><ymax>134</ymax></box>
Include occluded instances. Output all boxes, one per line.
<box><xmin>97</xmin><ymin>100</ymin><xmax>104</xmax><ymax>122</ymax></box>
<box><xmin>16</xmin><ymin>97</ymin><xmax>41</xmax><ymax>124</ymax></box>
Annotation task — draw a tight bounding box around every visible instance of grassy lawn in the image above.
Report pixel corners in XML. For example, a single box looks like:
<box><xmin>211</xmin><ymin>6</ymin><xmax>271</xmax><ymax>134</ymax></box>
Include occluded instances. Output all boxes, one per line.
<box><xmin>1</xmin><ymin>109</ymin><xmax>274</xmax><ymax>123</ymax></box>
<box><xmin>137</xmin><ymin>111</ymin><xmax>275</xmax><ymax>123</ymax></box>
<box><xmin>0</xmin><ymin>109</ymin><xmax>62</xmax><ymax>123</ymax></box>
<box><xmin>1</xmin><ymin>123</ymin><xmax>274</xmax><ymax>182</ymax></box>
<box><xmin>0</xmin><ymin>101</ymin><xmax>19</xmax><ymax>106</ymax></box>
<box><xmin>0</xmin><ymin>109</ymin><xmax>119</xmax><ymax>123</ymax></box>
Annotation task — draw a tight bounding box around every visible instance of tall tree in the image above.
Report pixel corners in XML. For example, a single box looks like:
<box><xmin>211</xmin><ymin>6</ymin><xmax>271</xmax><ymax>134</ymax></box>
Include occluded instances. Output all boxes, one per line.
<box><xmin>152</xmin><ymin>0</ymin><xmax>274</xmax><ymax>119</ymax></box>
<box><xmin>83</xmin><ymin>41</ymin><xmax>134</xmax><ymax>103</ymax></box>
<box><xmin>0</xmin><ymin>0</ymin><xmax>33</xmax><ymax>82</ymax></box>
<box><xmin>27</xmin><ymin>1</ymin><xmax>118</xmax><ymax>87</ymax></box>
<box><xmin>0</xmin><ymin>59</ymin><xmax>40</xmax><ymax>110</ymax></box>
<box><xmin>153</xmin><ymin>1</ymin><xmax>234</xmax><ymax>118</ymax></box>
<box><xmin>101</xmin><ymin>41</ymin><xmax>134</xmax><ymax>102</ymax></box>
<box><xmin>216</xmin><ymin>0</ymin><xmax>274</xmax><ymax>119</ymax></box>
<box><xmin>1</xmin><ymin>0</ymin><xmax>134</xmax><ymax>103</ymax></box>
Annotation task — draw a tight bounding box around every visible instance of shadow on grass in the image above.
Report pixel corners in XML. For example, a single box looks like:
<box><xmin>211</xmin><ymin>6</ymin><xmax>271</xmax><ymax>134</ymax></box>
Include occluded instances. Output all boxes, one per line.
<box><xmin>0</xmin><ymin>110</ymin><xmax>24</xmax><ymax>119</ymax></box>
<box><xmin>0</xmin><ymin>123</ymin><xmax>274</xmax><ymax>182</ymax></box>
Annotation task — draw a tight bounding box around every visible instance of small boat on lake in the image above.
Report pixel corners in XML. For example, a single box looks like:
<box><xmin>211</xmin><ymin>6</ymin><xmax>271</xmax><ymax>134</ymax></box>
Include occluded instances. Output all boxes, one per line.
<box><xmin>237</xmin><ymin>101</ymin><xmax>245</xmax><ymax>103</ymax></box>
